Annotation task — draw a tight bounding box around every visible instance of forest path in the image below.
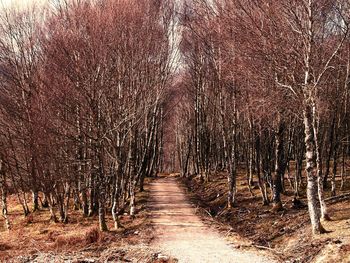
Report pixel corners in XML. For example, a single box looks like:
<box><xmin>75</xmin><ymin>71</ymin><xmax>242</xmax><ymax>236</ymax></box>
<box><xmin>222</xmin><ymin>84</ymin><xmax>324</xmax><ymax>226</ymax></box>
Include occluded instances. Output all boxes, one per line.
<box><xmin>148</xmin><ymin>176</ymin><xmax>276</xmax><ymax>263</ymax></box>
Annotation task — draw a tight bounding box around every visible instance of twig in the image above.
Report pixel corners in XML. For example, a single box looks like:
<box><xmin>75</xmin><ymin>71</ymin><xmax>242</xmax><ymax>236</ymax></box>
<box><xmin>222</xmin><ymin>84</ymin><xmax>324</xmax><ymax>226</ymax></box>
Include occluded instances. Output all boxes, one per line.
<box><xmin>216</xmin><ymin>207</ymin><xmax>226</xmax><ymax>217</ymax></box>
<box><xmin>204</xmin><ymin>208</ymin><xmax>213</xmax><ymax>218</ymax></box>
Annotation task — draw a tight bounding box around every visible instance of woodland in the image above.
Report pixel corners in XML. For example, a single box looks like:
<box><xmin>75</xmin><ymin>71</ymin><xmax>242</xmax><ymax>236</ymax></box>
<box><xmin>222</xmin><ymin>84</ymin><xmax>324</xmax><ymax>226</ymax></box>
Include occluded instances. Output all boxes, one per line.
<box><xmin>0</xmin><ymin>0</ymin><xmax>349</xmax><ymax>262</ymax></box>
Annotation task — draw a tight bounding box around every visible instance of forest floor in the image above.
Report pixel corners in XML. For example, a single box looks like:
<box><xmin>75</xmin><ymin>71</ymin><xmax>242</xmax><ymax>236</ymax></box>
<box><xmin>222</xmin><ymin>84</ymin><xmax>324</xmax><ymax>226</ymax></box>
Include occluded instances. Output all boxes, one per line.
<box><xmin>1</xmin><ymin>173</ymin><xmax>349</xmax><ymax>263</ymax></box>
<box><xmin>0</xmin><ymin>178</ymin><xmax>163</xmax><ymax>263</ymax></box>
<box><xmin>182</xmin><ymin>171</ymin><xmax>350</xmax><ymax>263</ymax></box>
<box><xmin>149</xmin><ymin>175</ymin><xmax>276</xmax><ymax>262</ymax></box>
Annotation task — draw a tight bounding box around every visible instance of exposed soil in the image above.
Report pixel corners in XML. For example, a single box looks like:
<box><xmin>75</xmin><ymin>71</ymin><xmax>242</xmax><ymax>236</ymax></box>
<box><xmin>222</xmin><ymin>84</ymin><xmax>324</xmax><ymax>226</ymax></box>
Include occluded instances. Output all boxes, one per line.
<box><xmin>149</xmin><ymin>175</ymin><xmax>276</xmax><ymax>263</ymax></box>
<box><xmin>182</xmin><ymin>172</ymin><xmax>350</xmax><ymax>263</ymax></box>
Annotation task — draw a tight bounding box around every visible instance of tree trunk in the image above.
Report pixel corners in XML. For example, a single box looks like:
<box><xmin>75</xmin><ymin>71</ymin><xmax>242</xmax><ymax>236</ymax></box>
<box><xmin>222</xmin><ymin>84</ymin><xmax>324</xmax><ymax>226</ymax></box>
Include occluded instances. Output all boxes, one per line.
<box><xmin>47</xmin><ymin>193</ymin><xmax>58</xmax><ymax>223</ymax></box>
<box><xmin>129</xmin><ymin>126</ymin><xmax>137</xmax><ymax>218</ymax></box>
<box><xmin>324</xmin><ymin>116</ymin><xmax>336</xmax><ymax>189</ymax></box>
<box><xmin>227</xmin><ymin>139</ymin><xmax>236</xmax><ymax>208</ymax></box>
<box><xmin>312</xmin><ymin>104</ymin><xmax>330</xmax><ymax>221</ymax></box>
<box><xmin>340</xmin><ymin>145</ymin><xmax>346</xmax><ymax>190</ymax></box>
<box><xmin>62</xmin><ymin>182</ymin><xmax>70</xmax><ymax>223</ymax></box>
<box><xmin>112</xmin><ymin>158</ymin><xmax>122</xmax><ymax>229</ymax></box>
<box><xmin>98</xmin><ymin>188</ymin><xmax>108</xmax><ymax>231</ymax></box>
<box><xmin>331</xmin><ymin>144</ymin><xmax>338</xmax><ymax>197</ymax></box>
<box><xmin>303</xmin><ymin>105</ymin><xmax>326</xmax><ymax>234</ymax></box>
<box><xmin>255</xmin><ymin>132</ymin><xmax>269</xmax><ymax>205</ymax></box>
<box><xmin>227</xmin><ymin>92</ymin><xmax>237</xmax><ymax>208</ymax></box>
<box><xmin>32</xmin><ymin>190</ymin><xmax>39</xmax><ymax>212</ymax></box>
<box><xmin>272</xmin><ymin>121</ymin><xmax>285</xmax><ymax>211</ymax></box>
<box><xmin>88</xmin><ymin>172</ymin><xmax>98</xmax><ymax>217</ymax></box>
<box><xmin>41</xmin><ymin>193</ymin><xmax>49</xmax><ymax>208</ymax></box>
<box><xmin>0</xmin><ymin>160</ymin><xmax>10</xmax><ymax>230</ymax></box>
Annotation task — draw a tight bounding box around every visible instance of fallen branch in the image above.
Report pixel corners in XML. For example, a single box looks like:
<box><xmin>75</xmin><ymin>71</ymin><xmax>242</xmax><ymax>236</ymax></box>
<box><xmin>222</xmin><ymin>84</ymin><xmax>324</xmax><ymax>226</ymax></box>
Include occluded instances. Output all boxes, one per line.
<box><xmin>325</xmin><ymin>192</ymin><xmax>350</xmax><ymax>204</ymax></box>
<box><xmin>253</xmin><ymin>245</ymin><xmax>283</xmax><ymax>255</ymax></box>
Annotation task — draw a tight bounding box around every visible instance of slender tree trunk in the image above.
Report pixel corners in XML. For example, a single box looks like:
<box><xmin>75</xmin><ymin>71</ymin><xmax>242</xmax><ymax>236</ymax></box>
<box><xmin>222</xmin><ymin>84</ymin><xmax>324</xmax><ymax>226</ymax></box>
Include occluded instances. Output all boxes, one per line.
<box><xmin>32</xmin><ymin>190</ymin><xmax>39</xmax><ymax>212</ymax></box>
<box><xmin>227</xmin><ymin>139</ymin><xmax>236</xmax><ymax>208</ymax></box>
<box><xmin>248</xmin><ymin>119</ymin><xmax>255</xmax><ymax>192</ymax></box>
<box><xmin>227</xmin><ymin>92</ymin><xmax>237</xmax><ymax>208</ymax></box>
<box><xmin>81</xmin><ymin>178</ymin><xmax>89</xmax><ymax>217</ymax></box>
<box><xmin>1</xmin><ymin>187</ymin><xmax>10</xmax><ymax>230</ymax></box>
<box><xmin>295</xmin><ymin>148</ymin><xmax>303</xmax><ymax>197</ymax></box>
<box><xmin>98</xmin><ymin>187</ymin><xmax>108</xmax><ymax>231</ymax></box>
<box><xmin>340</xmin><ymin>145</ymin><xmax>346</xmax><ymax>190</ymax></box>
<box><xmin>0</xmin><ymin>160</ymin><xmax>10</xmax><ymax>230</ymax></box>
<box><xmin>41</xmin><ymin>193</ymin><xmax>49</xmax><ymax>208</ymax></box>
<box><xmin>255</xmin><ymin>132</ymin><xmax>269</xmax><ymax>205</ymax></box>
<box><xmin>324</xmin><ymin>116</ymin><xmax>336</xmax><ymax>189</ymax></box>
<box><xmin>331</xmin><ymin>138</ymin><xmax>339</xmax><ymax>197</ymax></box>
<box><xmin>22</xmin><ymin>192</ymin><xmax>30</xmax><ymax>217</ymax></box>
<box><xmin>112</xmin><ymin>159</ymin><xmax>122</xmax><ymax>229</ymax></box>
<box><xmin>88</xmin><ymin>172</ymin><xmax>97</xmax><ymax>217</ymax></box>
<box><xmin>97</xmin><ymin>129</ymin><xmax>108</xmax><ymax>231</ymax></box>
<box><xmin>129</xmin><ymin>126</ymin><xmax>137</xmax><ymax>218</ymax></box>
<box><xmin>303</xmin><ymin>105</ymin><xmax>326</xmax><ymax>234</ymax></box>
<box><xmin>62</xmin><ymin>182</ymin><xmax>70</xmax><ymax>223</ymax></box>
<box><xmin>312</xmin><ymin>105</ymin><xmax>330</xmax><ymax>221</ymax></box>
<box><xmin>47</xmin><ymin>193</ymin><xmax>58</xmax><ymax>223</ymax></box>
<box><xmin>272</xmin><ymin>120</ymin><xmax>285</xmax><ymax>211</ymax></box>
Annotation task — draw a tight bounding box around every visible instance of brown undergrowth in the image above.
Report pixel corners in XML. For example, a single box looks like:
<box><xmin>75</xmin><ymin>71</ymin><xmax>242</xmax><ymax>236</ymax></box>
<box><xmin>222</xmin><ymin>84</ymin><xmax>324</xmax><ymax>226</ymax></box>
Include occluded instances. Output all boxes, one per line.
<box><xmin>0</xmin><ymin>178</ymin><xmax>160</xmax><ymax>263</ymax></box>
<box><xmin>181</xmin><ymin>171</ymin><xmax>350</xmax><ymax>263</ymax></box>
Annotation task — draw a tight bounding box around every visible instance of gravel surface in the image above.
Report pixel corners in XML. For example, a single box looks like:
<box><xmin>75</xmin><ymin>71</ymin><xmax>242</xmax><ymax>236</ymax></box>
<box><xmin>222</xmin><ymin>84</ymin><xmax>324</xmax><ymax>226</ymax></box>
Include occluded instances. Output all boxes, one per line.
<box><xmin>149</xmin><ymin>177</ymin><xmax>277</xmax><ymax>263</ymax></box>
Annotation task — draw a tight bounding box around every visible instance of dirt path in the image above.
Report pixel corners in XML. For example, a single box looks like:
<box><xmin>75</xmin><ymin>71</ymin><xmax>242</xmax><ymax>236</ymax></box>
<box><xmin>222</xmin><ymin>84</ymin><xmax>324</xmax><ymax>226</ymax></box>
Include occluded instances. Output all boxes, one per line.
<box><xmin>149</xmin><ymin>176</ymin><xmax>276</xmax><ymax>263</ymax></box>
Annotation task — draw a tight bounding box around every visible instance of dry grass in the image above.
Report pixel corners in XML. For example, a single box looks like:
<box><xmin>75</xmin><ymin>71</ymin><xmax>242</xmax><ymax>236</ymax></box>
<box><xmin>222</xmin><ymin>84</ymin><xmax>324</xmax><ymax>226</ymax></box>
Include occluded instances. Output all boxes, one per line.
<box><xmin>0</xmin><ymin>178</ymin><xmax>157</xmax><ymax>262</ymax></box>
<box><xmin>0</xmin><ymin>205</ymin><xmax>120</xmax><ymax>261</ymax></box>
